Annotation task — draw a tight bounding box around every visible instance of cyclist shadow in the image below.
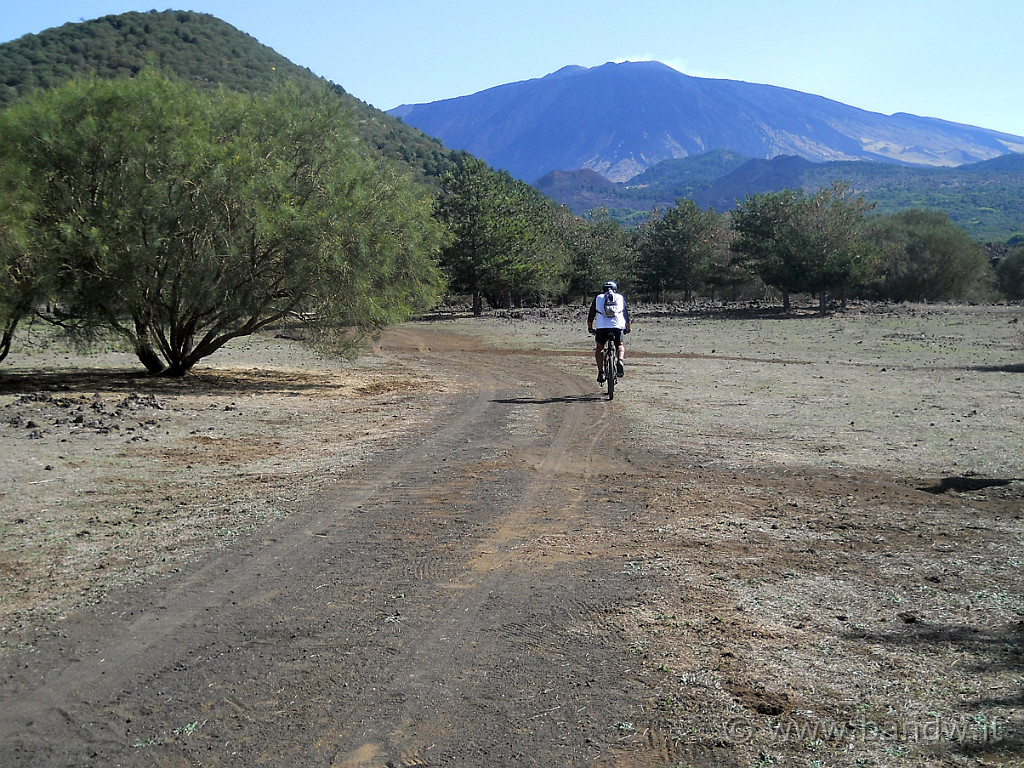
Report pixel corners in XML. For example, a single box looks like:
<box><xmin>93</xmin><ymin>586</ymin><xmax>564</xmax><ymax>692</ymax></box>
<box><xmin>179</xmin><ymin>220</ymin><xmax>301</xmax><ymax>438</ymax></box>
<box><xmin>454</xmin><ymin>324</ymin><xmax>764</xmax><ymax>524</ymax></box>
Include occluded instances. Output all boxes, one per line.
<box><xmin>492</xmin><ymin>394</ymin><xmax>606</xmax><ymax>405</ymax></box>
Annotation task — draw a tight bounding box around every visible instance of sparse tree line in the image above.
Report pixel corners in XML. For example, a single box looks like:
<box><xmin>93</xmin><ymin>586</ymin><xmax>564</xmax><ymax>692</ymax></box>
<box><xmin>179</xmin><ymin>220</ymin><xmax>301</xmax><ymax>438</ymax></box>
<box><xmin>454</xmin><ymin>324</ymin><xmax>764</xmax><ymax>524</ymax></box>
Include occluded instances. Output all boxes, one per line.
<box><xmin>436</xmin><ymin>162</ymin><xmax>1018</xmax><ymax>313</ymax></box>
<box><xmin>2</xmin><ymin>73</ymin><xmax>1021</xmax><ymax>374</ymax></box>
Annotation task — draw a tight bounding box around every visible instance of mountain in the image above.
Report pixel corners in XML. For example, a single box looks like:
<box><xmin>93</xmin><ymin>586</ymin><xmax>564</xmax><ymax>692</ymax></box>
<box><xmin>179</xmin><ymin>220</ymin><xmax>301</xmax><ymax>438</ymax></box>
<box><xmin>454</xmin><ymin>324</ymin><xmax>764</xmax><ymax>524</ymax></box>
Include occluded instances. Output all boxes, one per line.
<box><xmin>0</xmin><ymin>10</ymin><xmax>467</xmax><ymax>184</ymax></box>
<box><xmin>390</xmin><ymin>60</ymin><xmax>1024</xmax><ymax>183</ymax></box>
<box><xmin>536</xmin><ymin>150</ymin><xmax>1024</xmax><ymax>242</ymax></box>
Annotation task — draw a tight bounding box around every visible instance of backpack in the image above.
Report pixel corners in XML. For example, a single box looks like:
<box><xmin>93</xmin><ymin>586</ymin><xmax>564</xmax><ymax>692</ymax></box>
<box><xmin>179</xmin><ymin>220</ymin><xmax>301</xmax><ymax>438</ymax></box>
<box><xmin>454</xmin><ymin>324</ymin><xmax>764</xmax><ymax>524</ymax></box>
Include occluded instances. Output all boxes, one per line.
<box><xmin>601</xmin><ymin>290</ymin><xmax>618</xmax><ymax>317</ymax></box>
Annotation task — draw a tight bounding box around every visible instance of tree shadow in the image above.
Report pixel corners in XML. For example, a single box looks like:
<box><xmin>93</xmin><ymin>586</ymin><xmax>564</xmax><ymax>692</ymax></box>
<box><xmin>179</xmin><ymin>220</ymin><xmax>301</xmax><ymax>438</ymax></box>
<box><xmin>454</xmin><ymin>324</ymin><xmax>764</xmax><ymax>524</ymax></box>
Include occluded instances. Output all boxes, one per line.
<box><xmin>845</xmin><ymin>621</ymin><xmax>1023</xmax><ymax>669</ymax></box>
<box><xmin>950</xmin><ymin>737</ymin><xmax>1024</xmax><ymax>763</ymax></box>
<box><xmin>972</xmin><ymin>363</ymin><xmax>1024</xmax><ymax>373</ymax></box>
<box><xmin>918</xmin><ymin>476</ymin><xmax>1020</xmax><ymax>494</ymax></box>
<box><xmin>492</xmin><ymin>394</ymin><xmax>606</xmax><ymax>405</ymax></box>
<box><xmin>0</xmin><ymin>367</ymin><xmax>346</xmax><ymax>396</ymax></box>
<box><xmin>843</xmin><ymin>620</ymin><xmax>1023</xmax><ymax>760</ymax></box>
<box><xmin>413</xmin><ymin>309</ymin><xmax>481</xmax><ymax>322</ymax></box>
<box><xmin>637</xmin><ymin>304</ymin><xmax>829</xmax><ymax>321</ymax></box>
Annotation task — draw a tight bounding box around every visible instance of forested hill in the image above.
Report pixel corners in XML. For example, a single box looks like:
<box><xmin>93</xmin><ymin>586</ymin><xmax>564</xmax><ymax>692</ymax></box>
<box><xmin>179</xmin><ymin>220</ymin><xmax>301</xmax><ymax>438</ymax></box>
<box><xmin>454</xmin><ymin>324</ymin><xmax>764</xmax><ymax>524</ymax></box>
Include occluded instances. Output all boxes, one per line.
<box><xmin>0</xmin><ymin>10</ymin><xmax>467</xmax><ymax>182</ymax></box>
<box><xmin>536</xmin><ymin>150</ymin><xmax>1024</xmax><ymax>243</ymax></box>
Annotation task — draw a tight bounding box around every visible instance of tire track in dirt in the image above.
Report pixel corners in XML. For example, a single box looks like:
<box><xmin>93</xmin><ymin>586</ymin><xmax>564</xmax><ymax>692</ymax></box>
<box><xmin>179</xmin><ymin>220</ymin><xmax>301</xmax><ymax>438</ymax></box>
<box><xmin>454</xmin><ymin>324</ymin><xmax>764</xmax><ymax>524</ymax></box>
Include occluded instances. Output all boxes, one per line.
<box><xmin>0</xmin><ymin>327</ymin><xmax>670</xmax><ymax>768</ymax></box>
<box><xmin>0</xmin><ymin>333</ymin><xmax>509</xmax><ymax>761</ymax></box>
<box><xmin>321</xmin><ymin>333</ymin><xmax>642</xmax><ymax>767</ymax></box>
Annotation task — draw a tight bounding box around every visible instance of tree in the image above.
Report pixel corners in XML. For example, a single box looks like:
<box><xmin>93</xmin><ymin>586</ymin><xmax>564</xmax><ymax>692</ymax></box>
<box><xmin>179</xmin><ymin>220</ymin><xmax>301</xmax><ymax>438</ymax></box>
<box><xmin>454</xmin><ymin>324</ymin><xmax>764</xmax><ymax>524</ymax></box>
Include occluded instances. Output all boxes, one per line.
<box><xmin>435</xmin><ymin>159</ymin><xmax>513</xmax><ymax>316</ymax></box>
<box><xmin>436</xmin><ymin>158</ymin><xmax>568</xmax><ymax>314</ymax></box>
<box><xmin>800</xmin><ymin>183</ymin><xmax>877</xmax><ymax>310</ymax></box>
<box><xmin>703</xmin><ymin>226</ymin><xmax>755</xmax><ymax>301</ymax></box>
<box><xmin>730</xmin><ymin>189</ymin><xmax>808</xmax><ymax>310</ymax></box>
<box><xmin>637</xmin><ymin>199</ymin><xmax>722</xmax><ymax>301</ymax></box>
<box><xmin>731</xmin><ymin>184</ymin><xmax>875</xmax><ymax>312</ymax></box>
<box><xmin>0</xmin><ymin>73</ymin><xmax>446</xmax><ymax>374</ymax></box>
<box><xmin>558</xmin><ymin>208</ymin><xmax>637</xmax><ymax>301</ymax></box>
<box><xmin>996</xmin><ymin>245</ymin><xmax>1024</xmax><ymax>301</ymax></box>
<box><xmin>0</xmin><ymin>204</ymin><xmax>43</xmax><ymax>364</ymax></box>
<box><xmin>865</xmin><ymin>209</ymin><xmax>993</xmax><ymax>302</ymax></box>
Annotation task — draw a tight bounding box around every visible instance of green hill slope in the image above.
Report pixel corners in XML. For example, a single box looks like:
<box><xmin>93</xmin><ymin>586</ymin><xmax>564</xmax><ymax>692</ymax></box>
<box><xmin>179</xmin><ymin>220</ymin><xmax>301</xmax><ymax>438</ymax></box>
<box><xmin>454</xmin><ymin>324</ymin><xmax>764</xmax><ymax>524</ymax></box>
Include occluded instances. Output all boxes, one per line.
<box><xmin>542</xmin><ymin>150</ymin><xmax>1024</xmax><ymax>243</ymax></box>
<box><xmin>0</xmin><ymin>10</ymin><xmax>467</xmax><ymax>183</ymax></box>
<box><xmin>795</xmin><ymin>154</ymin><xmax>1024</xmax><ymax>243</ymax></box>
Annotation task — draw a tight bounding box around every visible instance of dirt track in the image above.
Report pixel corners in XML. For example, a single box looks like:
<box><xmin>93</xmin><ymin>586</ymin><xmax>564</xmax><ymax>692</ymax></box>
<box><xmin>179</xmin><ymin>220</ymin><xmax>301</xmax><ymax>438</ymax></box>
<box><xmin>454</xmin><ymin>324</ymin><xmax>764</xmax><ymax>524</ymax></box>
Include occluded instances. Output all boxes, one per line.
<box><xmin>1</xmin><ymin>312</ymin><xmax>1022</xmax><ymax>767</ymax></box>
<box><xmin>0</xmin><ymin>326</ymin><xmax>692</xmax><ymax>767</ymax></box>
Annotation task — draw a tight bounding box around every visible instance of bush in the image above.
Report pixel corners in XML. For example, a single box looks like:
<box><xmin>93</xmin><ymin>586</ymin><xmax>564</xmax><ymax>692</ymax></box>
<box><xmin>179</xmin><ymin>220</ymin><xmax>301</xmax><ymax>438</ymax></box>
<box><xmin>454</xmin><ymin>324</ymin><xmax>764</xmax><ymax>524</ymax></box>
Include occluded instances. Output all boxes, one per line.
<box><xmin>865</xmin><ymin>209</ymin><xmax>995</xmax><ymax>302</ymax></box>
<box><xmin>996</xmin><ymin>246</ymin><xmax>1024</xmax><ymax>301</ymax></box>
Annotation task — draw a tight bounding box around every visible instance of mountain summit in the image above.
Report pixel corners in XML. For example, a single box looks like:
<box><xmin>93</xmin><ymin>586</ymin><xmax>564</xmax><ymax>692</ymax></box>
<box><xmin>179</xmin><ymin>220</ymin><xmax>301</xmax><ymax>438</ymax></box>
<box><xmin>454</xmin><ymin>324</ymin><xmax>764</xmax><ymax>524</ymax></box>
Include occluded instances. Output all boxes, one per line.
<box><xmin>390</xmin><ymin>61</ymin><xmax>1024</xmax><ymax>183</ymax></box>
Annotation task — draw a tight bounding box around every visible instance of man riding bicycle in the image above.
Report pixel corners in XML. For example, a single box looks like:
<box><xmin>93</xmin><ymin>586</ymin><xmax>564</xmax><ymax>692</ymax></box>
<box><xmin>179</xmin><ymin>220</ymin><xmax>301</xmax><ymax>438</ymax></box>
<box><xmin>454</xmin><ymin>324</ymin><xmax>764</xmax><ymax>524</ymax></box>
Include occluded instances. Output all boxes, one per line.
<box><xmin>587</xmin><ymin>281</ymin><xmax>631</xmax><ymax>383</ymax></box>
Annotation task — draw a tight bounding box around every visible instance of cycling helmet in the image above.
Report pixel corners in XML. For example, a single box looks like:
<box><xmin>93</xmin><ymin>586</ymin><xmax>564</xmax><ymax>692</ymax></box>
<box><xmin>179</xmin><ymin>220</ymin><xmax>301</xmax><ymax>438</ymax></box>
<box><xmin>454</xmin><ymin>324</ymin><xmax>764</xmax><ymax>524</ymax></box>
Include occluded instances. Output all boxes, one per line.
<box><xmin>603</xmin><ymin>281</ymin><xmax>618</xmax><ymax>290</ymax></box>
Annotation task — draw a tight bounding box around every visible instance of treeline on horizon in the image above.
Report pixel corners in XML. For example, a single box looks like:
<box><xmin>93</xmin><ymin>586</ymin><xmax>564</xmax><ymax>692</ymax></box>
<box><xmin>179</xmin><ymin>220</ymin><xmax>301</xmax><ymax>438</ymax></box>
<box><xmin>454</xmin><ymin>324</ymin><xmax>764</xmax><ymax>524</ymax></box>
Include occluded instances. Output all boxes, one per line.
<box><xmin>1</xmin><ymin>11</ymin><xmax>1022</xmax><ymax>376</ymax></box>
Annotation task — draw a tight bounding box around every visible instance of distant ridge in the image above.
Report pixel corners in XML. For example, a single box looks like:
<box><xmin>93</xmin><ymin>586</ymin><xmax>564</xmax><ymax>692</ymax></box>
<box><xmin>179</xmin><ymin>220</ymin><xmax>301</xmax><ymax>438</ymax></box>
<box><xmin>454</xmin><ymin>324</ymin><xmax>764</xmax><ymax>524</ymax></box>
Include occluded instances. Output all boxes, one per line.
<box><xmin>390</xmin><ymin>61</ymin><xmax>1024</xmax><ymax>183</ymax></box>
<box><xmin>5</xmin><ymin>14</ymin><xmax>1021</xmax><ymax>241</ymax></box>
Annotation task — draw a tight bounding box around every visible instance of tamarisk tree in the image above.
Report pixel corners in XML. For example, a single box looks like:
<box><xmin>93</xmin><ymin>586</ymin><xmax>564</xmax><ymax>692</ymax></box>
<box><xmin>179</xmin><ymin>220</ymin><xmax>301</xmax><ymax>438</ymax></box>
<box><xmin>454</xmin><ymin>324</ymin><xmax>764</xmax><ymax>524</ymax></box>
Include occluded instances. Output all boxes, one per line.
<box><xmin>0</xmin><ymin>73</ymin><xmax>445</xmax><ymax>374</ymax></box>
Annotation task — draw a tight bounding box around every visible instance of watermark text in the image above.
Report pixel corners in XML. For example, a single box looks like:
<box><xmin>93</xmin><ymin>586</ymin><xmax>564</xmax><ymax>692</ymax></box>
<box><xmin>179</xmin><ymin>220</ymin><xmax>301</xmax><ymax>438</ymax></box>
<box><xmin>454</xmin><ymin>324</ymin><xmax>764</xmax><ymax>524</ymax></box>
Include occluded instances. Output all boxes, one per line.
<box><xmin>723</xmin><ymin>715</ymin><xmax>1003</xmax><ymax>745</ymax></box>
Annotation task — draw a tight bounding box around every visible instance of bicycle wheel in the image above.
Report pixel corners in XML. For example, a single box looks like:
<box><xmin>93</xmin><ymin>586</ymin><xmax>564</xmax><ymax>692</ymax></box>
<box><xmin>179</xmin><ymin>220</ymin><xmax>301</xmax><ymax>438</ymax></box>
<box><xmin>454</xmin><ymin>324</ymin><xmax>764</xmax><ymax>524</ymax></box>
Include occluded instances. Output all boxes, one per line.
<box><xmin>605</xmin><ymin>340</ymin><xmax>616</xmax><ymax>400</ymax></box>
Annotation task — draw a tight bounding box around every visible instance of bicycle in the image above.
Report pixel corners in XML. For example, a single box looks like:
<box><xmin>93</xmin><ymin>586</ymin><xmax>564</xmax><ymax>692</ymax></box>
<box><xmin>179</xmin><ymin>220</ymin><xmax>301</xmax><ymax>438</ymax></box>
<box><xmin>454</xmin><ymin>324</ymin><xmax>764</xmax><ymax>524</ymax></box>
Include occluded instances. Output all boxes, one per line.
<box><xmin>602</xmin><ymin>334</ymin><xmax>618</xmax><ymax>400</ymax></box>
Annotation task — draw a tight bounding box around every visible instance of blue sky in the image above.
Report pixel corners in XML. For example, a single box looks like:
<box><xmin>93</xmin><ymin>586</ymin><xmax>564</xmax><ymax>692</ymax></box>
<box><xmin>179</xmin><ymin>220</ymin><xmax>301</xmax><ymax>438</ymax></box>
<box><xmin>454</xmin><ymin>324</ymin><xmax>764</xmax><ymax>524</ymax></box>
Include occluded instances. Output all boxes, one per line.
<box><xmin>3</xmin><ymin>1</ymin><xmax>1023</xmax><ymax>137</ymax></box>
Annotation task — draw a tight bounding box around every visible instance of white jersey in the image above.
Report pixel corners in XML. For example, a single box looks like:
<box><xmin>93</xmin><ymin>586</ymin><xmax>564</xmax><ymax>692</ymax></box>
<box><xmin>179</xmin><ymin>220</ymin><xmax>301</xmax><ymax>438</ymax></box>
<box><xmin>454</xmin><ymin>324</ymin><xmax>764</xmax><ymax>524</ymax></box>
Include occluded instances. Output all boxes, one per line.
<box><xmin>594</xmin><ymin>291</ymin><xmax>627</xmax><ymax>330</ymax></box>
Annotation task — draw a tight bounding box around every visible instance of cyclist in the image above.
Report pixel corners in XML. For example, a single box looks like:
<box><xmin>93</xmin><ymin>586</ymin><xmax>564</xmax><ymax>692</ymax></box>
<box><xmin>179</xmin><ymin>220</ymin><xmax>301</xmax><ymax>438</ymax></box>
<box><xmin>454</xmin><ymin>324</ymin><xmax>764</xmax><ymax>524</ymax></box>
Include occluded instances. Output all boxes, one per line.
<box><xmin>587</xmin><ymin>281</ymin><xmax>631</xmax><ymax>383</ymax></box>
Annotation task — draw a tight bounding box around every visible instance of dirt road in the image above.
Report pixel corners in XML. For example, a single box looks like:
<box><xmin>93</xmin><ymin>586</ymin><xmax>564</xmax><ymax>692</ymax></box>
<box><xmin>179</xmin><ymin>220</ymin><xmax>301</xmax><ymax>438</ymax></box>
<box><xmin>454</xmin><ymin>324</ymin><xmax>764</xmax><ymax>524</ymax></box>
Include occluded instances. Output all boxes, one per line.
<box><xmin>1</xmin><ymin>327</ymin><xmax>694</xmax><ymax>767</ymax></box>
<box><xmin>2</xmin><ymin>312</ymin><xmax>1021</xmax><ymax>768</ymax></box>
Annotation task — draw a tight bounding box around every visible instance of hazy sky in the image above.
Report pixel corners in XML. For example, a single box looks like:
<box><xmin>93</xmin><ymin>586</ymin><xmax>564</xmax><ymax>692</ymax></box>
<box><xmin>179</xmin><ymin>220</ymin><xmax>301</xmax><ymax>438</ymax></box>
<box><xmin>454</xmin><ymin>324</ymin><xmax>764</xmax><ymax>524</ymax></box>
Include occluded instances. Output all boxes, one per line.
<box><xmin>3</xmin><ymin>1</ymin><xmax>1023</xmax><ymax>137</ymax></box>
